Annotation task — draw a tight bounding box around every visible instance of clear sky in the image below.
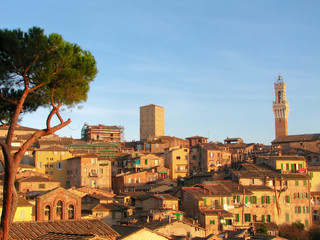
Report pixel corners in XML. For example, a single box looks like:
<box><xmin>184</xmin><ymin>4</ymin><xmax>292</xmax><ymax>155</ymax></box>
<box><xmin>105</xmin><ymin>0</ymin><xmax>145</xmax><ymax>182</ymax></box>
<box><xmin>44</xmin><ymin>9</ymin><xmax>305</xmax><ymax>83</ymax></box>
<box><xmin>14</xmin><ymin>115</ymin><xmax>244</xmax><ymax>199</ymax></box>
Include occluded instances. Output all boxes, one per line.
<box><xmin>1</xmin><ymin>1</ymin><xmax>319</xmax><ymax>144</ymax></box>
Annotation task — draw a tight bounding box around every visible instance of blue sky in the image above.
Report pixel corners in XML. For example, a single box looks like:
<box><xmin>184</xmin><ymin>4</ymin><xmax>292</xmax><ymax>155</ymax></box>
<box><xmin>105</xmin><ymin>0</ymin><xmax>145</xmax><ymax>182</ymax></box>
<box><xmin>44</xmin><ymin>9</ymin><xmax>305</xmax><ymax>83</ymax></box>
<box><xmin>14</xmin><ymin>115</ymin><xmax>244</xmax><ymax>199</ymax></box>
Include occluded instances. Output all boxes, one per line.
<box><xmin>1</xmin><ymin>1</ymin><xmax>319</xmax><ymax>144</ymax></box>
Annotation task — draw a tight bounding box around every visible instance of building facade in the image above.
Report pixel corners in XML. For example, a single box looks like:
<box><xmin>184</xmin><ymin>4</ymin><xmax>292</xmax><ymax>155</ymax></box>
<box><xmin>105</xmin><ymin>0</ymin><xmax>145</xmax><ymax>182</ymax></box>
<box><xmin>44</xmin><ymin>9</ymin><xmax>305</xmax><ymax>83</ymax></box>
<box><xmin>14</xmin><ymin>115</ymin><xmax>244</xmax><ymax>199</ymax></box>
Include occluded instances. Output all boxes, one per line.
<box><xmin>140</xmin><ymin>104</ymin><xmax>165</xmax><ymax>141</ymax></box>
<box><xmin>66</xmin><ymin>154</ymin><xmax>112</xmax><ymax>191</ymax></box>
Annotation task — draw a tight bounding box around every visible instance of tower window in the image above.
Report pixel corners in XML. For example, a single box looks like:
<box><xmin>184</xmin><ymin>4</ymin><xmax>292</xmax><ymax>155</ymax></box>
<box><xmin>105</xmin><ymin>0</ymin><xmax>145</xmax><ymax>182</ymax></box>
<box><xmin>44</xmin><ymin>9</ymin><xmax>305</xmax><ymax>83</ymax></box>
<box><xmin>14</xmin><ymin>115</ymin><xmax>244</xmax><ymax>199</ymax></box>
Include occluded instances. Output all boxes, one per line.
<box><xmin>278</xmin><ymin>91</ymin><xmax>282</xmax><ymax>103</ymax></box>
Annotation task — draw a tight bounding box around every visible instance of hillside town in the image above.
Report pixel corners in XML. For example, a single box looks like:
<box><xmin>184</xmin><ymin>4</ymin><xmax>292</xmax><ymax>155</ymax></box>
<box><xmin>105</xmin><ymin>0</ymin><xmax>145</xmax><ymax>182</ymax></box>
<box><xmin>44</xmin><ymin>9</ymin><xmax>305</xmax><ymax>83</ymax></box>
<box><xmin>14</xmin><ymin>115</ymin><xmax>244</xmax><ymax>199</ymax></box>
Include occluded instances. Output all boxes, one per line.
<box><xmin>0</xmin><ymin>76</ymin><xmax>319</xmax><ymax>240</ymax></box>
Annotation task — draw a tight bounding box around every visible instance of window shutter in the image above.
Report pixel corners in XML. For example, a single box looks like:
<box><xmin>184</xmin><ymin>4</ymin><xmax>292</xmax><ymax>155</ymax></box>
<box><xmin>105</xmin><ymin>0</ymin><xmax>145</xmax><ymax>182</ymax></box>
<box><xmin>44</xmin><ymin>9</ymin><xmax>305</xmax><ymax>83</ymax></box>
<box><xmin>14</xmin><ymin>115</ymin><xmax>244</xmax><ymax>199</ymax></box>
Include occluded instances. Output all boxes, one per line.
<box><xmin>236</xmin><ymin>214</ymin><xmax>239</xmax><ymax>222</ymax></box>
<box><xmin>261</xmin><ymin>196</ymin><xmax>265</xmax><ymax>204</ymax></box>
<box><xmin>267</xmin><ymin>215</ymin><xmax>271</xmax><ymax>222</ymax></box>
<box><xmin>288</xmin><ymin>195</ymin><xmax>290</xmax><ymax>203</ymax></box>
<box><xmin>254</xmin><ymin>196</ymin><xmax>257</xmax><ymax>204</ymax></box>
<box><xmin>262</xmin><ymin>215</ymin><xmax>265</xmax><ymax>223</ymax></box>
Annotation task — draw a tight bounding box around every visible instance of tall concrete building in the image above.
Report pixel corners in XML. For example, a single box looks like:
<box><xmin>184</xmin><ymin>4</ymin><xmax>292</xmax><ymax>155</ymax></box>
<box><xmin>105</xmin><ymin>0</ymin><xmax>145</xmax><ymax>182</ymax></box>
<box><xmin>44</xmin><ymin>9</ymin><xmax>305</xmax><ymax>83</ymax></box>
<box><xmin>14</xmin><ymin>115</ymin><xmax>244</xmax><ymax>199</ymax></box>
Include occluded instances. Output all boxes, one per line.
<box><xmin>273</xmin><ymin>75</ymin><xmax>289</xmax><ymax>139</ymax></box>
<box><xmin>140</xmin><ymin>104</ymin><xmax>165</xmax><ymax>141</ymax></box>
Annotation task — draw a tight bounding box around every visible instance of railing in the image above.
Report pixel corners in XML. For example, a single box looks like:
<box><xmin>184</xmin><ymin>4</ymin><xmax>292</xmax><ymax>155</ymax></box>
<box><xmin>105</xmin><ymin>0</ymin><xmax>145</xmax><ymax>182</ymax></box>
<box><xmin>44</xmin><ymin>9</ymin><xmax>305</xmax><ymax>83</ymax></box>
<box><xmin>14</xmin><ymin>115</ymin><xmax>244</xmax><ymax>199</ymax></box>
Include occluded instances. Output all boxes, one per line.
<box><xmin>88</xmin><ymin>172</ymin><xmax>98</xmax><ymax>177</ymax></box>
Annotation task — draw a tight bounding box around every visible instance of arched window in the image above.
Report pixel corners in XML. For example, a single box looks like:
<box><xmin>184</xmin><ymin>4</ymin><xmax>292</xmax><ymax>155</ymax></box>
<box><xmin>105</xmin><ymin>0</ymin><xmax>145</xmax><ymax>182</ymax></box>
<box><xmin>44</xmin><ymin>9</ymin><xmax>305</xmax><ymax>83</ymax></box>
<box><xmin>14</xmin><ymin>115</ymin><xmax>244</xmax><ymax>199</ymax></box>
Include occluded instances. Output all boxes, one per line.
<box><xmin>44</xmin><ymin>205</ymin><xmax>51</xmax><ymax>221</ymax></box>
<box><xmin>56</xmin><ymin>200</ymin><xmax>63</xmax><ymax>220</ymax></box>
<box><xmin>278</xmin><ymin>91</ymin><xmax>282</xmax><ymax>103</ymax></box>
<box><xmin>68</xmin><ymin>205</ymin><xmax>75</xmax><ymax>219</ymax></box>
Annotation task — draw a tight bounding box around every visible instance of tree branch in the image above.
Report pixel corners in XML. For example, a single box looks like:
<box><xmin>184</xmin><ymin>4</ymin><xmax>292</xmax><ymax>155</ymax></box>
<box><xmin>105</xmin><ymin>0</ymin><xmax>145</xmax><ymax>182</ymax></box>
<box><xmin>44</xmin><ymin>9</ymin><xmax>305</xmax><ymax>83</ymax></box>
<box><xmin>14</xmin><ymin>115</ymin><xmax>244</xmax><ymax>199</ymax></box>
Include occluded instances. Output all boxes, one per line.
<box><xmin>14</xmin><ymin>118</ymin><xmax>71</xmax><ymax>163</ymax></box>
<box><xmin>0</xmin><ymin>91</ymin><xmax>18</xmax><ymax>106</ymax></box>
<box><xmin>0</xmin><ymin>140</ymin><xmax>10</xmax><ymax>169</ymax></box>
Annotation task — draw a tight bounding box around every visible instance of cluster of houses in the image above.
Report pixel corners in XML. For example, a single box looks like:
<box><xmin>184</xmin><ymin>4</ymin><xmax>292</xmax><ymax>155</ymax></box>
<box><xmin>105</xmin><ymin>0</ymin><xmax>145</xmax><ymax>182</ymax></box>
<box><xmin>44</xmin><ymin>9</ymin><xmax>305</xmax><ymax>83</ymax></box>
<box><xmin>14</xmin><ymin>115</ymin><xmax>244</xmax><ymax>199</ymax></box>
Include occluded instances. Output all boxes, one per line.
<box><xmin>0</xmin><ymin>124</ymin><xmax>320</xmax><ymax>239</ymax></box>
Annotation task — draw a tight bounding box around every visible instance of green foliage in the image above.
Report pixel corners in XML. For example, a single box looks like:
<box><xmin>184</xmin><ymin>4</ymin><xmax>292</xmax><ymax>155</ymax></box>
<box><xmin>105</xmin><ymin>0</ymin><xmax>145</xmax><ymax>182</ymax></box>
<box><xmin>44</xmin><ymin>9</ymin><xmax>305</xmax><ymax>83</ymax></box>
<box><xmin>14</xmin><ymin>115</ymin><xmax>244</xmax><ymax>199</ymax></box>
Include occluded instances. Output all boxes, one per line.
<box><xmin>0</xmin><ymin>26</ymin><xmax>97</xmax><ymax>123</ymax></box>
<box><xmin>256</xmin><ymin>223</ymin><xmax>268</xmax><ymax>234</ymax></box>
<box><xmin>292</xmin><ymin>222</ymin><xmax>305</xmax><ymax>231</ymax></box>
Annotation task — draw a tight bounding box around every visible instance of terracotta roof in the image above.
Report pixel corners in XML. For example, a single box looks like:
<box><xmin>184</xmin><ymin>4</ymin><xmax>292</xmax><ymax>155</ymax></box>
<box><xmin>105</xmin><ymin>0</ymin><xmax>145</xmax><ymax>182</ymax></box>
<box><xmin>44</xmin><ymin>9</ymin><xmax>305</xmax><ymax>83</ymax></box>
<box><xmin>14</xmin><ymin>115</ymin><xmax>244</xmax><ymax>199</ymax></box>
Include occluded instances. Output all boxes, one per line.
<box><xmin>307</xmin><ymin>166</ymin><xmax>320</xmax><ymax>171</ymax></box>
<box><xmin>9</xmin><ymin>219</ymin><xmax>120</xmax><ymax>239</ymax></box>
<box><xmin>75</xmin><ymin>187</ymin><xmax>115</xmax><ymax>198</ymax></box>
<box><xmin>17</xmin><ymin>176</ymin><xmax>57</xmax><ymax>183</ymax></box>
<box><xmin>267</xmin><ymin>156</ymin><xmax>306</xmax><ymax>161</ymax></box>
<box><xmin>93</xmin><ymin>203</ymin><xmax>132</xmax><ymax>212</ymax></box>
<box><xmin>0</xmin><ymin>124</ymin><xmax>39</xmax><ymax>132</ymax></box>
<box><xmin>272</xmin><ymin>133</ymin><xmax>320</xmax><ymax>143</ymax></box>
<box><xmin>86</xmin><ymin>193</ymin><xmax>114</xmax><ymax>201</ymax></box>
<box><xmin>245</xmin><ymin>185</ymin><xmax>274</xmax><ymax>191</ymax></box>
<box><xmin>282</xmin><ymin>173</ymin><xmax>309</xmax><ymax>180</ymax></box>
<box><xmin>34</xmin><ymin>232</ymin><xmax>94</xmax><ymax>240</ymax></box>
<box><xmin>186</xmin><ymin>136</ymin><xmax>208</xmax><ymax>140</ymax></box>
<box><xmin>182</xmin><ymin>181</ymin><xmax>252</xmax><ymax>199</ymax></box>
<box><xmin>36</xmin><ymin>146</ymin><xmax>70</xmax><ymax>151</ymax></box>
<box><xmin>18</xmin><ymin>164</ymin><xmax>35</xmax><ymax>169</ymax></box>
<box><xmin>200</xmin><ymin>209</ymin><xmax>233</xmax><ymax>217</ymax></box>
<box><xmin>150</xmin><ymin>194</ymin><xmax>179</xmax><ymax>201</ymax></box>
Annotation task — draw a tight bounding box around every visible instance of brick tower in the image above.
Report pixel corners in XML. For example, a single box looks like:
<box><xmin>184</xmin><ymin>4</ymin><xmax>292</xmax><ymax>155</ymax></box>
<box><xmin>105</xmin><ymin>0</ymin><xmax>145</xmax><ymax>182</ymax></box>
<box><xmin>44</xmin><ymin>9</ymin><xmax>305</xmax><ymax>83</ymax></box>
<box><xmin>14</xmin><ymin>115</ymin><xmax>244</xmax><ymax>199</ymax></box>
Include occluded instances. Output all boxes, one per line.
<box><xmin>273</xmin><ymin>75</ymin><xmax>289</xmax><ymax>139</ymax></box>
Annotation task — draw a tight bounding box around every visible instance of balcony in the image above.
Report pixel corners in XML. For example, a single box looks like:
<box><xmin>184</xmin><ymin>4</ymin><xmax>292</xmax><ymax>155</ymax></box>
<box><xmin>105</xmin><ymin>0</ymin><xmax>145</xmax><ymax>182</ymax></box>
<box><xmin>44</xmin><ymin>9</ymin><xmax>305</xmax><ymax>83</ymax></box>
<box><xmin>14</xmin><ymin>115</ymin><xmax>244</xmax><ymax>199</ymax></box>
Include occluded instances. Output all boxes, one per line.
<box><xmin>88</xmin><ymin>172</ymin><xmax>98</xmax><ymax>177</ymax></box>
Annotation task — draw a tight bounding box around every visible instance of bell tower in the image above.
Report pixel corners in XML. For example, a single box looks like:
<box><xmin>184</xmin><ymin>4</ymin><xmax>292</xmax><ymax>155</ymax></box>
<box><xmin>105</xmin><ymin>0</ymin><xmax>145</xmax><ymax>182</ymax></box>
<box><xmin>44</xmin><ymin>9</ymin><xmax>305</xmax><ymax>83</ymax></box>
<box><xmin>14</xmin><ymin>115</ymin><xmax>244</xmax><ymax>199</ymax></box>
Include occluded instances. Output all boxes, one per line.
<box><xmin>273</xmin><ymin>75</ymin><xmax>289</xmax><ymax>139</ymax></box>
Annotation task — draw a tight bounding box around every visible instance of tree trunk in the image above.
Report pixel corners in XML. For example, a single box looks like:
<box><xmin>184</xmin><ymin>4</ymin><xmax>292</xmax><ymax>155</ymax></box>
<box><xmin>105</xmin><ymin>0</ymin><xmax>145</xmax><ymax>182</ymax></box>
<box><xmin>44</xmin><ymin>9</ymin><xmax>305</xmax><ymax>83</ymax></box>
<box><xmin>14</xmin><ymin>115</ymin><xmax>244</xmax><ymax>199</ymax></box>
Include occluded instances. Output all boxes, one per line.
<box><xmin>0</xmin><ymin>160</ymin><xmax>18</xmax><ymax>240</ymax></box>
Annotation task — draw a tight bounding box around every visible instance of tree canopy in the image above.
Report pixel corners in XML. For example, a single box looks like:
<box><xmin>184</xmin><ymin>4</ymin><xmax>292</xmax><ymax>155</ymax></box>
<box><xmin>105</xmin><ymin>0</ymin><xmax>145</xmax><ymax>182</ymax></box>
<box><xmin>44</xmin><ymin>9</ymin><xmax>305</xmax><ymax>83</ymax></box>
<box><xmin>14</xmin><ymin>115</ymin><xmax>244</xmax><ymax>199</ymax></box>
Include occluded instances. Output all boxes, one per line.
<box><xmin>0</xmin><ymin>26</ymin><xmax>97</xmax><ymax>124</ymax></box>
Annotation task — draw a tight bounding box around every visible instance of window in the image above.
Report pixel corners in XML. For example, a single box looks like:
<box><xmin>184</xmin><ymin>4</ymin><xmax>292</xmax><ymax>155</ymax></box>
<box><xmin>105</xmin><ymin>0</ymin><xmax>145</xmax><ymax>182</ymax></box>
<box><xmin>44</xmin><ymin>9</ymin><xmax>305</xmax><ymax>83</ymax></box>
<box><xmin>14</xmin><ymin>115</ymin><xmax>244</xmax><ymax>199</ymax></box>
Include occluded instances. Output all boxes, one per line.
<box><xmin>295</xmin><ymin>180</ymin><xmax>299</xmax><ymax>186</ymax></box>
<box><xmin>225</xmin><ymin>219</ymin><xmax>232</xmax><ymax>225</ymax></box>
<box><xmin>44</xmin><ymin>205</ymin><xmax>51</xmax><ymax>220</ymax></box>
<box><xmin>244</xmin><ymin>214</ymin><xmax>251</xmax><ymax>222</ymax></box>
<box><xmin>209</xmin><ymin>220</ymin><xmax>215</xmax><ymax>225</ymax></box>
<box><xmin>154</xmin><ymin>159</ymin><xmax>160</xmax><ymax>165</ymax></box>
<box><xmin>57</xmin><ymin>162</ymin><xmax>63</xmax><ymax>170</ymax></box>
<box><xmin>304</xmin><ymin>180</ymin><xmax>307</xmax><ymax>186</ymax></box>
<box><xmin>295</xmin><ymin>206</ymin><xmax>302</xmax><ymax>214</ymax></box>
<box><xmin>56</xmin><ymin>201</ymin><xmax>63</xmax><ymax>220</ymax></box>
<box><xmin>128</xmin><ymin>178</ymin><xmax>132</xmax><ymax>184</ymax></box>
<box><xmin>38</xmin><ymin>162</ymin><xmax>43</xmax><ymax>168</ymax></box>
<box><xmin>210</xmin><ymin>152</ymin><xmax>214</xmax><ymax>157</ymax></box>
<box><xmin>68</xmin><ymin>205</ymin><xmax>74</xmax><ymax>219</ymax></box>
<box><xmin>39</xmin><ymin>184</ymin><xmax>45</xmax><ymax>189</ymax></box>
<box><xmin>236</xmin><ymin>214</ymin><xmax>240</xmax><ymax>222</ymax></box>
<box><xmin>99</xmin><ymin>168</ymin><xmax>103</xmax><ymax>174</ymax></box>
<box><xmin>267</xmin><ymin>215</ymin><xmax>271</xmax><ymax>222</ymax></box>
<box><xmin>266</xmin><ymin>196</ymin><xmax>271</xmax><ymax>204</ymax></box>
<box><xmin>176</xmin><ymin>156</ymin><xmax>181</xmax><ymax>160</ymax></box>
<box><xmin>284</xmin><ymin>195</ymin><xmax>290</xmax><ymax>203</ymax></box>
<box><xmin>286</xmin><ymin>213</ymin><xmax>290</xmax><ymax>222</ymax></box>
<box><xmin>50</xmin><ymin>164</ymin><xmax>53</xmax><ymax>168</ymax></box>
<box><xmin>145</xmin><ymin>159</ymin><xmax>148</xmax><ymax>165</ymax></box>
